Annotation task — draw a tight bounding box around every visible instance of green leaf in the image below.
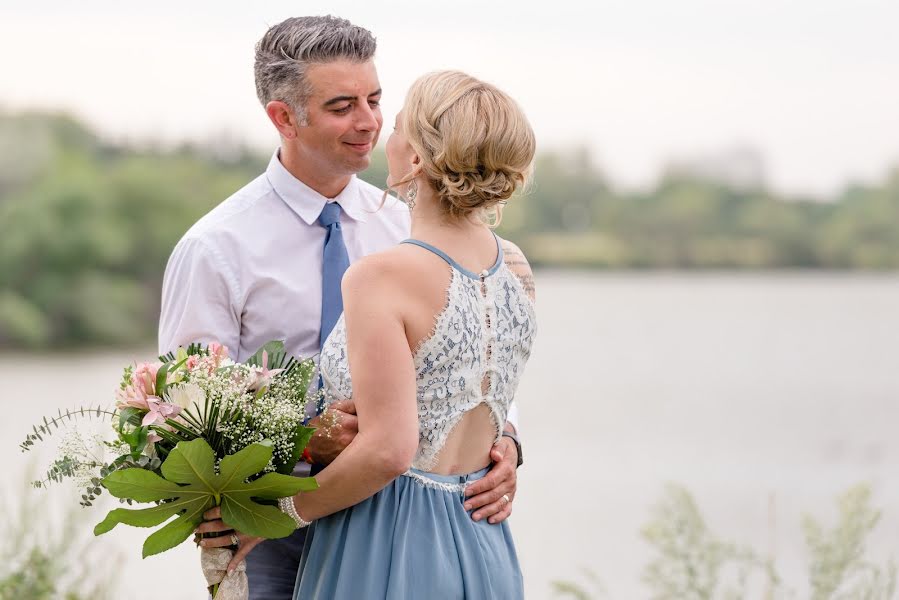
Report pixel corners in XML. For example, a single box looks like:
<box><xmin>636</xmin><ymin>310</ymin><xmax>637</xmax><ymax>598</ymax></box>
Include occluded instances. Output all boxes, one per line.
<box><xmin>155</xmin><ymin>362</ymin><xmax>170</xmax><ymax>397</ymax></box>
<box><xmin>101</xmin><ymin>468</ymin><xmax>184</xmax><ymax>502</ymax></box>
<box><xmin>245</xmin><ymin>340</ymin><xmax>286</xmax><ymax>368</ymax></box>
<box><xmin>120</xmin><ymin>426</ymin><xmax>149</xmax><ymax>454</ymax></box>
<box><xmin>94</xmin><ymin>502</ymin><xmax>184</xmax><ymax>534</ymax></box>
<box><xmin>118</xmin><ymin>407</ymin><xmax>141</xmax><ymax>429</ymax></box>
<box><xmin>292</xmin><ymin>358</ymin><xmax>316</xmax><ymax>392</ymax></box>
<box><xmin>142</xmin><ymin>511</ymin><xmax>201</xmax><ymax>558</ymax></box>
<box><xmin>95</xmin><ymin>438</ymin><xmax>318</xmax><ymax>557</ymax></box>
<box><xmin>160</xmin><ymin>435</ymin><xmax>217</xmax><ymax>486</ymax></box>
<box><xmin>279</xmin><ymin>425</ymin><xmax>317</xmax><ymax>475</ymax></box>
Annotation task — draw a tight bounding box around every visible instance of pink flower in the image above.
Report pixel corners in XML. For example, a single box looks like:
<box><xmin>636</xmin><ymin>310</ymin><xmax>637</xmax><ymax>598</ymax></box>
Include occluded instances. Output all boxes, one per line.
<box><xmin>185</xmin><ymin>355</ymin><xmax>200</xmax><ymax>370</ymax></box>
<box><xmin>147</xmin><ymin>432</ymin><xmax>163</xmax><ymax>444</ymax></box>
<box><xmin>115</xmin><ymin>384</ymin><xmax>151</xmax><ymax>410</ymax></box>
<box><xmin>246</xmin><ymin>350</ymin><xmax>285</xmax><ymax>392</ymax></box>
<box><xmin>131</xmin><ymin>361</ymin><xmax>164</xmax><ymax>397</ymax></box>
<box><xmin>208</xmin><ymin>342</ymin><xmax>230</xmax><ymax>366</ymax></box>
<box><xmin>141</xmin><ymin>396</ymin><xmax>183</xmax><ymax>426</ymax></box>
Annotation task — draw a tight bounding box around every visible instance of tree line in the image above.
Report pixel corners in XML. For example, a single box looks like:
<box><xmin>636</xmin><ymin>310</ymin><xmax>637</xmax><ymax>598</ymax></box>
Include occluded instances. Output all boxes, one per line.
<box><xmin>1</xmin><ymin>112</ymin><xmax>897</xmax><ymax>348</ymax></box>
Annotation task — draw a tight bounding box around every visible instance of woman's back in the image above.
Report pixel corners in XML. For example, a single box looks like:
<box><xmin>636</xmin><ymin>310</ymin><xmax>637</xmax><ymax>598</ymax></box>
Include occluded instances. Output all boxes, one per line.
<box><xmin>319</xmin><ymin>230</ymin><xmax>536</xmax><ymax>475</ymax></box>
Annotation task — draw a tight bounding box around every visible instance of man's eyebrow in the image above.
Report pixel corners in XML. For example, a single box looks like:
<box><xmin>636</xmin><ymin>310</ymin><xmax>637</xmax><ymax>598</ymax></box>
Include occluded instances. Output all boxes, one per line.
<box><xmin>322</xmin><ymin>89</ymin><xmax>382</xmax><ymax>107</ymax></box>
<box><xmin>322</xmin><ymin>95</ymin><xmax>356</xmax><ymax>107</ymax></box>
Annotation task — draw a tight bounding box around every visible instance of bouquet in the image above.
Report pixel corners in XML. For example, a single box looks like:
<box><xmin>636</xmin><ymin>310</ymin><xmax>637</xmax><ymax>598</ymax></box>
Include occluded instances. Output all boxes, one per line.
<box><xmin>21</xmin><ymin>340</ymin><xmax>319</xmax><ymax>599</ymax></box>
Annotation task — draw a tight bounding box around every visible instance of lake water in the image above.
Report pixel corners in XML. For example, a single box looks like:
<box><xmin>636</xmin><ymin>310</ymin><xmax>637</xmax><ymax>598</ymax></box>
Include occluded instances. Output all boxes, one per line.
<box><xmin>3</xmin><ymin>272</ymin><xmax>898</xmax><ymax>599</ymax></box>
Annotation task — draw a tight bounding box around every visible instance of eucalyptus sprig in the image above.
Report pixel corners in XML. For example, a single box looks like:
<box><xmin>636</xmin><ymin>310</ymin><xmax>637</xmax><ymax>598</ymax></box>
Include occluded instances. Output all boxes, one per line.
<box><xmin>20</xmin><ymin>406</ymin><xmax>117</xmax><ymax>452</ymax></box>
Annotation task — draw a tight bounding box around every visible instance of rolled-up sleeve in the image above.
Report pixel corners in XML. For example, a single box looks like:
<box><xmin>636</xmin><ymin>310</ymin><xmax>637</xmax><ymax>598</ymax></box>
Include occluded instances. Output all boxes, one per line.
<box><xmin>158</xmin><ymin>236</ymin><xmax>241</xmax><ymax>357</ymax></box>
<box><xmin>506</xmin><ymin>402</ymin><xmax>520</xmax><ymax>434</ymax></box>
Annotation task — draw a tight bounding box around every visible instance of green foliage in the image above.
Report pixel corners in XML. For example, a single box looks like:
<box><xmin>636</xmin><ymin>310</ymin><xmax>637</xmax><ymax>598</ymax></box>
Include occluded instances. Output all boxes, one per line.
<box><xmin>0</xmin><ymin>468</ymin><xmax>119</xmax><ymax>599</ymax></box>
<box><xmin>95</xmin><ymin>438</ymin><xmax>318</xmax><ymax>558</ymax></box>
<box><xmin>554</xmin><ymin>484</ymin><xmax>896</xmax><ymax>599</ymax></box>
<box><xmin>803</xmin><ymin>486</ymin><xmax>897</xmax><ymax>600</ymax></box>
<box><xmin>497</xmin><ymin>155</ymin><xmax>899</xmax><ymax>270</ymax></box>
<box><xmin>641</xmin><ymin>485</ymin><xmax>778</xmax><ymax>599</ymax></box>
<box><xmin>3</xmin><ymin>111</ymin><xmax>899</xmax><ymax>349</ymax></box>
<box><xmin>244</xmin><ymin>339</ymin><xmax>314</xmax><ymax>379</ymax></box>
<box><xmin>0</xmin><ymin>111</ymin><xmax>260</xmax><ymax>350</ymax></box>
<box><xmin>551</xmin><ymin>568</ymin><xmax>608</xmax><ymax>599</ymax></box>
<box><xmin>20</xmin><ymin>405</ymin><xmax>117</xmax><ymax>451</ymax></box>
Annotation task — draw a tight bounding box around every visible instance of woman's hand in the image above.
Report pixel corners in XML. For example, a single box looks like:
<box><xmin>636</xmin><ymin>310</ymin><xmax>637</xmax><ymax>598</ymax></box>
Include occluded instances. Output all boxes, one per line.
<box><xmin>195</xmin><ymin>506</ymin><xmax>265</xmax><ymax>574</ymax></box>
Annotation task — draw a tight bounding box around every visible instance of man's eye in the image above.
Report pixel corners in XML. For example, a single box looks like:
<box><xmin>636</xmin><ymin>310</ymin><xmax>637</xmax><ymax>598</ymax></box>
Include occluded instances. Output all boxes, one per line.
<box><xmin>333</xmin><ymin>105</ymin><xmax>352</xmax><ymax>114</ymax></box>
<box><xmin>369</xmin><ymin>100</ymin><xmax>381</xmax><ymax>108</ymax></box>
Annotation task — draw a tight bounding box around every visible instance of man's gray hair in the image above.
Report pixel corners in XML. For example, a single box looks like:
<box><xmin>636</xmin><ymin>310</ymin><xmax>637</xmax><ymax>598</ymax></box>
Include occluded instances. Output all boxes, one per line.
<box><xmin>254</xmin><ymin>16</ymin><xmax>377</xmax><ymax>123</ymax></box>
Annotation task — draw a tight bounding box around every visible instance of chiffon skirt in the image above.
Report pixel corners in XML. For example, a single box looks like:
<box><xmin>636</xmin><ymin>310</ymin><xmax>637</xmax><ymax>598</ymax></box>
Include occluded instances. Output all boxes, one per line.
<box><xmin>293</xmin><ymin>466</ymin><xmax>523</xmax><ymax>599</ymax></box>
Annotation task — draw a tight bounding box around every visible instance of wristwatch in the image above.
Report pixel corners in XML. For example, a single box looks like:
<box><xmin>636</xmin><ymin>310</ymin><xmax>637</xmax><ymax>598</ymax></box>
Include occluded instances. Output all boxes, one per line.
<box><xmin>501</xmin><ymin>431</ymin><xmax>523</xmax><ymax>468</ymax></box>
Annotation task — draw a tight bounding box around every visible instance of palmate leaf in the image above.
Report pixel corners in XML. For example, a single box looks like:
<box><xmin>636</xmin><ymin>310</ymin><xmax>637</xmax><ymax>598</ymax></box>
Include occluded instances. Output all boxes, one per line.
<box><xmin>94</xmin><ymin>438</ymin><xmax>318</xmax><ymax>558</ymax></box>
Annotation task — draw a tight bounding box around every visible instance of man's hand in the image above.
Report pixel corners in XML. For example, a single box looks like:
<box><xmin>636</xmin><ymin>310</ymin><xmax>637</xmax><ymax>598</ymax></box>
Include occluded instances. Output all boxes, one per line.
<box><xmin>463</xmin><ymin>436</ymin><xmax>519</xmax><ymax>524</ymax></box>
<box><xmin>195</xmin><ymin>506</ymin><xmax>265</xmax><ymax>574</ymax></box>
<box><xmin>305</xmin><ymin>400</ymin><xmax>358</xmax><ymax>465</ymax></box>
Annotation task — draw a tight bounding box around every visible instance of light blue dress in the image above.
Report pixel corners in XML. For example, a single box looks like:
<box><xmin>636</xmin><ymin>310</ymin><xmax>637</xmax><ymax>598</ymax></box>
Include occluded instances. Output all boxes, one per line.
<box><xmin>294</xmin><ymin>235</ymin><xmax>537</xmax><ymax>599</ymax></box>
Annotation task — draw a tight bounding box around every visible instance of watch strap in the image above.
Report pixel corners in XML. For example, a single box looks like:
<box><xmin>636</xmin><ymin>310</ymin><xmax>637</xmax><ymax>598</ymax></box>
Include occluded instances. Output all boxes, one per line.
<box><xmin>501</xmin><ymin>431</ymin><xmax>523</xmax><ymax>468</ymax></box>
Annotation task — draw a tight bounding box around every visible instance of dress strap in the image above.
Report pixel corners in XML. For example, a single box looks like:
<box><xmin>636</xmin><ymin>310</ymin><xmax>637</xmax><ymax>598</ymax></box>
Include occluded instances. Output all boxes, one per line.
<box><xmin>401</xmin><ymin>233</ymin><xmax>504</xmax><ymax>280</ymax></box>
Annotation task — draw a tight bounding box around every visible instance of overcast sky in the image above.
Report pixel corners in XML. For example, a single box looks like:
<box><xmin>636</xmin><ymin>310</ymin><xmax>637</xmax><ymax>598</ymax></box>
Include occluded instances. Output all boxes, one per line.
<box><xmin>2</xmin><ymin>0</ymin><xmax>898</xmax><ymax>196</ymax></box>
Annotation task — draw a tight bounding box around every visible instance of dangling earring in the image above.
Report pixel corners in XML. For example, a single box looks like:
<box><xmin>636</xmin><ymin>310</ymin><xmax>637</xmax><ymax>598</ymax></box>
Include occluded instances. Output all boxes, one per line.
<box><xmin>405</xmin><ymin>179</ymin><xmax>418</xmax><ymax>210</ymax></box>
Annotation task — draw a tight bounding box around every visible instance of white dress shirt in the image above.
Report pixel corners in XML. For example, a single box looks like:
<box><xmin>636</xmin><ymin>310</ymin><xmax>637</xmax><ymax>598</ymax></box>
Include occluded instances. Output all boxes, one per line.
<box><xmin>159</xmin><ymin>150</ymin><xmax>410</xmax><ymax>361</ymax></box>
<box><xmin>158</xmin><ymin>149</ymin><xmax>518</xmax><ymax>429</ymax></box>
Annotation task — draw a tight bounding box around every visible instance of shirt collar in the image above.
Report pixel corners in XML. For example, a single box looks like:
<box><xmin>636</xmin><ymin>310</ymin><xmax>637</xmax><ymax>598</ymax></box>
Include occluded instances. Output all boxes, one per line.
<box><xmin>265</xmin><ymin>149</ymin><xmax>368</xmax><ymax>225</ymax></box>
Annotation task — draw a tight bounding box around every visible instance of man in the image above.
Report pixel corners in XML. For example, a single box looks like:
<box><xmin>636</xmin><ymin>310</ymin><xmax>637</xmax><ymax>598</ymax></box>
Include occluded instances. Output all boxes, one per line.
<box><xmin>158</xmin><ymin>16</ymin><xmax>522</xmax><ymax>600</ymax></box>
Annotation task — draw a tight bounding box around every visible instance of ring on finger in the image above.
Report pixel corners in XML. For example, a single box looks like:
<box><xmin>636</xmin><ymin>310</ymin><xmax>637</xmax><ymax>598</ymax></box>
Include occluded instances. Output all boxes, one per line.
<box><xmin>501</xmin><ymin>493</ymin><xmax>511</xmax><ymax>506</ymax></box>
<box><xmin>230</xmin><ymin>533</ymin><xmax>240</xmax><ymax>547</ymax></box>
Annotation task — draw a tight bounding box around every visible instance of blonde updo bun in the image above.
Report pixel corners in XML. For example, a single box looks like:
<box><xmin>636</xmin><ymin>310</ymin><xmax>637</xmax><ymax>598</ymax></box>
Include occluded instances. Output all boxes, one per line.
<box><xmin>401</xmin><ymin>71</ymin><xmax>536</xmax><ymax>221</ymax></box>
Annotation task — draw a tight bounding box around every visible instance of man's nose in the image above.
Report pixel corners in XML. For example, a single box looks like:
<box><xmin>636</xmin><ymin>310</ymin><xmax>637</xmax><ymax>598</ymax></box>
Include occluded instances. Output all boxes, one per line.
<box><xmin>355</xmin><ymin>103</ymin><xmax>379</xmax><ymax>132</ymax></box>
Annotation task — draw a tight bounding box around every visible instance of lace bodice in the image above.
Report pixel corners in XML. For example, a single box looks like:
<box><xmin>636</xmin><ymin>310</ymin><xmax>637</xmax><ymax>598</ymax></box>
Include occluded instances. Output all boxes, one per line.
<box><xmin>319</xmin><ymin>236</ymin><xmax>536</xmax><ymax>471</ymax></box>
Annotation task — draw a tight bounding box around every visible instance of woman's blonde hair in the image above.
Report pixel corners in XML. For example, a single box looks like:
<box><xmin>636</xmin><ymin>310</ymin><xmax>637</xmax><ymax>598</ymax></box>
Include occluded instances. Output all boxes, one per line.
<box><xmin>395</xmin><ymin>70</ymin><xmax>535</xmax><ymax>223</ymax></box>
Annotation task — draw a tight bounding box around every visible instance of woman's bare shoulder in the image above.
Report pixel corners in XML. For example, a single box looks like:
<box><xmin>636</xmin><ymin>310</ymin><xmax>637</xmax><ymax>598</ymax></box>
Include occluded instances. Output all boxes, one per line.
<box><xmin>342</xmin><ymin>245</ymin><xmax>434</xmax><ymax>292</ymax></box>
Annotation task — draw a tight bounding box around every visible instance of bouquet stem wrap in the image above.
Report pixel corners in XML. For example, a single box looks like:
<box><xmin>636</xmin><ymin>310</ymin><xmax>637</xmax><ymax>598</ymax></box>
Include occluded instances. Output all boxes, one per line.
<box><xmin>202</xmin><ymin>547</ymin><xmax>248</xmax><ymax>600</ymax></box>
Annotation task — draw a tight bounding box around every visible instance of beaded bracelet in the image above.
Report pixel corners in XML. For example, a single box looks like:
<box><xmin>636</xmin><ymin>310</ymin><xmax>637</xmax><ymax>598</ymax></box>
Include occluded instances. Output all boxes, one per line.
<box><xmin>278</xmin><ymin>496</ymin><xmax>312</xmax><ymax>529</ymax></box>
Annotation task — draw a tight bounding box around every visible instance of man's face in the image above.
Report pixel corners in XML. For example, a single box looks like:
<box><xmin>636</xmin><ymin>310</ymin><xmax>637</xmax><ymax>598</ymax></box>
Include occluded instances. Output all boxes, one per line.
<box><xmin>293</xmin><ymin>59</ymin><xmax>382</xmax><ymax>177</ymax></box>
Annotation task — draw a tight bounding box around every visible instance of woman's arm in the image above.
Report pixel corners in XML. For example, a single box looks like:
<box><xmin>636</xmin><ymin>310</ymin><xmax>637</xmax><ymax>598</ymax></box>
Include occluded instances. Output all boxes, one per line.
<box><xmin>293</xmin><ymin>255</ymin><xmax>420</xmax><ymax>521</ymax></box>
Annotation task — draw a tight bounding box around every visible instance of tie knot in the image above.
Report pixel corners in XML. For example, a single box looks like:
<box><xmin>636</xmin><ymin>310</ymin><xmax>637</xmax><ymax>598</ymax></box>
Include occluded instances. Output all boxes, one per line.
<box><xmin>317</xmin><ymin>202</ymin><xmax>342</xmax><ymax>228</ymax></box>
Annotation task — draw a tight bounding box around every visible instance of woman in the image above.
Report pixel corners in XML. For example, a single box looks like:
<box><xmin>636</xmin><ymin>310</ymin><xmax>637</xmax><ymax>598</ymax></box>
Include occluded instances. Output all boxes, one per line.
<box><xmin>260</xmin><ymin>69</ymin><xmax>534</xmax><ymax>598</ymax></box>
<box><xmin>289</xmin><ymin>70</ymin><xmax>537</xmax><ymax>598</ymax></box>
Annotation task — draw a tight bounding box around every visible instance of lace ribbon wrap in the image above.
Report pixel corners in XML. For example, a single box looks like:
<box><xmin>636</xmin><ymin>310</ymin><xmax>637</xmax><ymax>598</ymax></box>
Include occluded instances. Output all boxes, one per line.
<box><xmin>319</xmin><ymin>252</ymin><xmax>536</xmax><ymax>470</ymax></box>
<box><xmin>201</xmin><ymin>547</ymin><xmax>249</xmax><ymax>600</ymax></box>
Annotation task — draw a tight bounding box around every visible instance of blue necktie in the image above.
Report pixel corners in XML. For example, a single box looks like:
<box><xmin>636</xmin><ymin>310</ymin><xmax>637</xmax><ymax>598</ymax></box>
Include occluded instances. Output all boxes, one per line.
<box><xmin>310</xmin><ymin>202</ymin><xmax>350</xmax><ymax>420</ymax></box>
<box><xmin>318</xmin><ymin>201</ymin><xmax>350</xmax><ymax>350</ymax></box>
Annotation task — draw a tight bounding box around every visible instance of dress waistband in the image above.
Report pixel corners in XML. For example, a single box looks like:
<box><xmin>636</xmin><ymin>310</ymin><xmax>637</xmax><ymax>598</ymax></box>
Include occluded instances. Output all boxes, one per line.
<box><xmin>401</xmin><ymin>465</ymin><xmax>491</xmax><ymax>493</ymax></box>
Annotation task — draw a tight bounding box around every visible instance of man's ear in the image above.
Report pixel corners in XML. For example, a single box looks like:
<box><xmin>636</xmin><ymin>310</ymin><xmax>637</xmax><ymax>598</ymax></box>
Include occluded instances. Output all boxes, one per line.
<box><xmin>265</xmin><ymin>101</ymin><xmax>299</xmax><ymax>139</ymax></box>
